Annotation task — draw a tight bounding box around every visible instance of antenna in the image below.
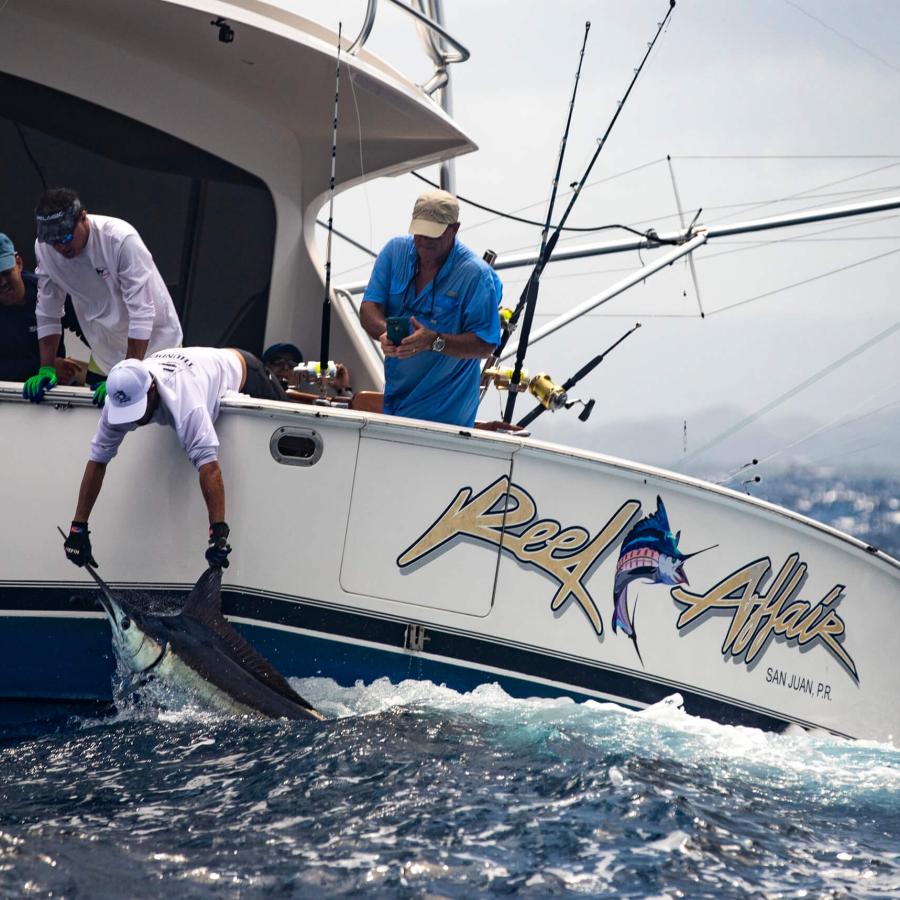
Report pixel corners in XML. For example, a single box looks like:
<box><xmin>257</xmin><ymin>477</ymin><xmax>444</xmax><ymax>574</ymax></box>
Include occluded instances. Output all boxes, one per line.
<box><xmin>319</xmin><ymin>22</ymin><xmax>343</xmax><ymax>392</ymax></box>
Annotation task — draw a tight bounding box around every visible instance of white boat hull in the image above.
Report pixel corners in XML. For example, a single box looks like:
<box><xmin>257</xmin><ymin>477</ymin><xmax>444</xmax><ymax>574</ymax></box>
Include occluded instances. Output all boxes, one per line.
<box><xmin>2</xmin><ymin>385</ymin><xmax>897</xmax><ymax>742</ymax></box>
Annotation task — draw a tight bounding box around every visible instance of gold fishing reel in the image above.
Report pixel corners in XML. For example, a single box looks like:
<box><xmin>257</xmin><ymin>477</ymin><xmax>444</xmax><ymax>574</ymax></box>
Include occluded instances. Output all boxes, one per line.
<box><xmin>482</xmin><ymin>367</ymin><xmax>568</xmax><ymax>411</ymax></box>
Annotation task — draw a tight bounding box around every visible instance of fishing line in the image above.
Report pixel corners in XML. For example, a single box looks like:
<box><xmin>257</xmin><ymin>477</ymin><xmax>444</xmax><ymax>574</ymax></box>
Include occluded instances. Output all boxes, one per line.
<box><xmin>706</xmin><ymin>245</ymin><xmax>900</xmax><ymax>316</ymax></box>
<box><xmin>347</xmin><ymin>64</ymin><xmax>374</xmax><ymax>255</ymax></box>
<box><xmin>13</xmin><ymin>122</ymin><xmax>48</xmax><ymax>190</ymax></box>
<box><xmin>672</xmin><ymin>154</ymin><xmax>900</xmax><ymax>160</ymax></box>
<box><xmin>702</xmin><ymin>160</ymin><xmax>900</xmax><ymax>227</ymax></box>
<box><xmin>755</xmin><ymin>388</ymin><xmax>900</xmax><ymax>469</ymax></box>
<box><xmin>541</xmin><ymin>241</ymin><xmax>900</xmax><ymax>317</ymax></box>
<box><xmin>672</xmin><ymin>315</ymin><xmax>900</xmax><ymax>469</ymax></box>
<box><xmin>315</xmin><ymin>218</ymin><xmax>376</xmax><ymax>257</ymax></box>
<box><xmin>781</xmin><ymin>0</ymin><xmax>900</xmax><ymax>75</ymax></box>
<box><xmin>409</xmin><ymin>169</ymin><xmax>654</xmax><ymax>237</ymax></box>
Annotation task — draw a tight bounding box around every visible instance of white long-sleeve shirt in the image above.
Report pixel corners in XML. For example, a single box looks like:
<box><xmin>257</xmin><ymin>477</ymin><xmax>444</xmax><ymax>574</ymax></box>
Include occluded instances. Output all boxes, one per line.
<box><xmin>90</xmin><ymin>348</ymin><xmax>244</xmax><ymax>470</ymax></box>
<box><xmin>35</xmin><ymin>215</ymin><xmax>183</xmax><ymax>374</ymax></box>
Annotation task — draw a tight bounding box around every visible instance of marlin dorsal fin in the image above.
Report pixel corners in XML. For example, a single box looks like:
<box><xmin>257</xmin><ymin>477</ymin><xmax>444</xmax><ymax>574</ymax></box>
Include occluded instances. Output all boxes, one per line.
<box><xmin>180</xmin><ymin>567</ymin><xmax>318</xmax><ymax>713</ymax></box>
<box><xmin>181</xmin><ymin>566</ymin><xmax>225</xmax><ymax>623</ymax></box>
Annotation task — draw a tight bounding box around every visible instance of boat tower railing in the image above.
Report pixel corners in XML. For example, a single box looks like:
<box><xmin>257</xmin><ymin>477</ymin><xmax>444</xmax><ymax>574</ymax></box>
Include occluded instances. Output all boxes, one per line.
<box><xmin>348</xmin><ymin>0</ymin><xmax>467</xmax><ymax>193</ymax></box>
<box><xmin>348</xmin><ymin>0</ymin><xmax>469</xmax><ymax>95</ymax></box>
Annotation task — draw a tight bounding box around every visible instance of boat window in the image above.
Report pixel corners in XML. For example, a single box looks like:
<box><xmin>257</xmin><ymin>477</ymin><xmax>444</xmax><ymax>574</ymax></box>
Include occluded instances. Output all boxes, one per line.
<box><xmin>0</xmin><ymin>72</ymin><xmax>276</xmax><ymax>353</ymax></box>
<box><xmin>270</xmin><ymin>427</ymin><xmax>323</xmax><ymax>467</ymax></box>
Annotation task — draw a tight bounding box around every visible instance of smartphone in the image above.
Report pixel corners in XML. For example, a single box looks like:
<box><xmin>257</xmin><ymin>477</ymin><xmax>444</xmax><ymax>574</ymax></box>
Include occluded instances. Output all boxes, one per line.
<box><xmin>386</xmin><ymin>316</ymin><xmax>410</xmax><ymax>345</ymax></box>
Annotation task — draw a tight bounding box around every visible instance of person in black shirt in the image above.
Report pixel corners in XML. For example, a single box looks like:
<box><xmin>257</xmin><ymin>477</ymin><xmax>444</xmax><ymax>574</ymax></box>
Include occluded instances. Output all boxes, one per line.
<box><xmin>0</xmin><ymin>232</ymin><xmax>82</xmax><ymax>383</ymax></box>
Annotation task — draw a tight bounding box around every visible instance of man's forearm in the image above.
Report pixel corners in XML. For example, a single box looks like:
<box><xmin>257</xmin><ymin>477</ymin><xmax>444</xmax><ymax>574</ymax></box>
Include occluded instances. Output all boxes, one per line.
<box><xmin>439</xmin><ymin>332</ymin><xmax>495</xmax><ymax>359</ymax></box>
<box><xmin>74</xmin><ymin>460</ymin><xmax>107</xmax><ymax>522</ymax></box>
<box><xmin>38</xmin><ymin>334</ymin><xmax>60</xmax><ymax>368</ymax></box>
<box><xmin>126</xmin><ymin>338</ymin><xmax>150</xmax><ymax>361</ymax></box>
<box><xmin>359</xmin><ymin>301</ymin><xmax>386</xmax><ymax>341</ymax></box>
<box><xmin>198</xmin><ymin>461</ymin><xmax>226</xmax><ymax>524</ymax></box>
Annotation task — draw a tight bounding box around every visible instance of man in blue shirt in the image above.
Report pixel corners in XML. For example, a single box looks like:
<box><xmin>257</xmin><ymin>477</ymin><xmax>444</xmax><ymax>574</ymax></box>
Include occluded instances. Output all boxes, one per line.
<box><xmin>360</xmin><ymin>190</ymin><xmax>501</xmax><ymax>427</ymax></box>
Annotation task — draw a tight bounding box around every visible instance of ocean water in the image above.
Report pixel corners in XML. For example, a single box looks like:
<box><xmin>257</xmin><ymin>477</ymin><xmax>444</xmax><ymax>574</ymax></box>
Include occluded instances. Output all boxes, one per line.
<box><xmin>1</xmin><ymin>472</ymin><xmax>898</xmax><ymax>898</ymax></box>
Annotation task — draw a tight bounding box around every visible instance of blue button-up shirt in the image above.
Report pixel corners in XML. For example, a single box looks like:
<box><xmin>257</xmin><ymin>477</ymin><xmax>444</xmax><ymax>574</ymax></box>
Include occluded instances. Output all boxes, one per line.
<box><xmin>364</xmin><ymin>236</ymin><xmax>502</xmax><ymax>427</ymax></box>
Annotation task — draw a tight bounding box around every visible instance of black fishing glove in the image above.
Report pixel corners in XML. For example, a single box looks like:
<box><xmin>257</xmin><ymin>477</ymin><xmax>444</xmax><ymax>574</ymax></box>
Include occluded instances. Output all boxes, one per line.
<box><xmin>205</xmin><ymin>521</ymin><xmax>232</xmax><ymax>569</ymax></box>
<box><xmin>64</xmin><ymin>521</ymin><xmax>98</xmax><ymax>568</ymax></box>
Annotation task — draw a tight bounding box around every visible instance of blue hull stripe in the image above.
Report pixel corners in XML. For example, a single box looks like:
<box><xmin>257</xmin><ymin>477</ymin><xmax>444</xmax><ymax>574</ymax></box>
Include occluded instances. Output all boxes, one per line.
<box><xmin>0</xmin><ymin>583</ymin><xmax>809</xmax><ymax>734</ymax></box>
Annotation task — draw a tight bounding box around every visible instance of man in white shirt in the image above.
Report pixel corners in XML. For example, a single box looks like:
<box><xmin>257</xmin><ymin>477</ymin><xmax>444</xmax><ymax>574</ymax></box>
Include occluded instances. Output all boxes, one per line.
<box><xmin>62</xmin><ymin>347</ymin><xmax>288</xmax><ymax>571</ymax></box>
<box><xmin>22</xmin><ymin>188</ymin><xmax>183</xmax><ymax>406</ymax></box>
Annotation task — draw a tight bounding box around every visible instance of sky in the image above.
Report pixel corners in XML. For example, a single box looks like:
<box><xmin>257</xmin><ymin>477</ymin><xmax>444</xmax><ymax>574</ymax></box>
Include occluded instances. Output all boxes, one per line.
<box><xmin>299</xmin><ymin>0</ymin><xmax>900</xmax><ymax>476</ymax></box>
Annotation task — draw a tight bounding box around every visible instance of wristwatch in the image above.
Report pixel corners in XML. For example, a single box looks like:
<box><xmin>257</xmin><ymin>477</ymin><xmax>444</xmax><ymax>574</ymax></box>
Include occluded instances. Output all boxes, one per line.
<box><xmin>431</xmin><ymin>333</ymin><xmax>446</xmax><ymax>353</ymax></box>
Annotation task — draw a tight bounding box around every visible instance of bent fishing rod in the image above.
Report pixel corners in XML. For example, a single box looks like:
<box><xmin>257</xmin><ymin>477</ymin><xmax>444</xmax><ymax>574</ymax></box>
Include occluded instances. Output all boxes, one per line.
<box><xmin>516</xmin><ymin>322</ymin><xmax>641</xmax><ymax>428</ymax></box>
<box><xmin>502</xmin><ymin>0</ymin><xmax>676</xmax><ymax>424</ymax></box>
<box><xmin>318</xmin><ymin>22</ymin><xmax>343</xmax><ymax>392</ymax></box>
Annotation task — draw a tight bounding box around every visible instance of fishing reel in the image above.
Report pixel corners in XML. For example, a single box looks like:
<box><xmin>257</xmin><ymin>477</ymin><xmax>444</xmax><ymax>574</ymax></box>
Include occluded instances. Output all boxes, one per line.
<box><xmin>483</xmin><ymin>367</ymin><xmax>569</xmax><ymax>412</ymax></box>
<box><xmin>292</xmin><ymin>361</ymin><xmax>351</xmax><ymax>404</ymax></box>
<box><xmin>294</xmin><ymin>360</ymin><xmax>338</xmax><ymax>385</ymax></box>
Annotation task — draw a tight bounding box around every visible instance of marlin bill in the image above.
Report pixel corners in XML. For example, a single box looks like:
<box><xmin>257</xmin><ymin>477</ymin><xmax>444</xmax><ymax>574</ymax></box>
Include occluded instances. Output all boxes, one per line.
<box><xmin>88</xmin><ymin>565</ymin><xmax>323</xmax><ymax>721</ymax></box>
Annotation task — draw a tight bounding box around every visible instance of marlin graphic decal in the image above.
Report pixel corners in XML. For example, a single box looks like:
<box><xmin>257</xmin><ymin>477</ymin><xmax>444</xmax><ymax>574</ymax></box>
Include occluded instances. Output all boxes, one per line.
<box><xmin>613</xmin><ymin>496</ymin><xmax>714</xmax><ymax>662</ymax></box>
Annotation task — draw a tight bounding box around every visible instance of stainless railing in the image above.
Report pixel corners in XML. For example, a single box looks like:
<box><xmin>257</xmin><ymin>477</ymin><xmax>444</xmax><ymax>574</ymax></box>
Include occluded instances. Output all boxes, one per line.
<box><xmin>347</xmin><ymin>0</ymin><xmax>470</xmax><ymax>97</ymax></box>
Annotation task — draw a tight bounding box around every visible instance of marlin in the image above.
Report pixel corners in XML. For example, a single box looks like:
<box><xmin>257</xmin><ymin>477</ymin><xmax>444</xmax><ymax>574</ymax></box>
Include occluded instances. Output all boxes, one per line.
<box><xmin>612</xmin><ymin>496</ymin><xmax>714</xmax><ymax>658</ymax></box>
<box><xmin>85</xmin><ymin>563</ymin><xmax>323</xmax><ymax>721</ymax></box>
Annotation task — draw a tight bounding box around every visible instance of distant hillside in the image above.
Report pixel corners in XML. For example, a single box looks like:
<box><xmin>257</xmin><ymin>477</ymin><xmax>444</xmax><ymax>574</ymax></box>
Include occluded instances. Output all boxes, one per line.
<box><xmin>538</xmin><ymin>404</ymin><xmax>900</xmax><ymax>480</ymax></box>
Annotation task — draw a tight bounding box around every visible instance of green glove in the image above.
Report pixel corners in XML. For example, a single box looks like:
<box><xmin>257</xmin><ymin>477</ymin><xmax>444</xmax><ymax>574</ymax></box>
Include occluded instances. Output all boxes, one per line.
<box><xmin>92</xmin><ymin>380</ymin><xmax>108</xmax><ymax>408</ymax></box>
<box><xmin>22</xmin><ymin>365</ymin><xmax>58</xmax><ymax>403</ymax></box>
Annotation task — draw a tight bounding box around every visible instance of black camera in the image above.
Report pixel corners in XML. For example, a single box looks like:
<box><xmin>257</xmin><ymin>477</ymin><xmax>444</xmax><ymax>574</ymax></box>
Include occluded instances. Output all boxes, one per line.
<box><xmin>211</xmin><ymin>18</ymin><xmax>234</xmax><ymax>44</ymax></box>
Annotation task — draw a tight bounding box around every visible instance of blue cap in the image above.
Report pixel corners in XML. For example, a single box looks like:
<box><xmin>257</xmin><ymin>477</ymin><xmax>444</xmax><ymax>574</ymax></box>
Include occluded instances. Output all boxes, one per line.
<box><xmin>262</xmin><ymin>343</ymin><xmax>303</xmax><ymax>364</ymax></box>
<box><xmin>0</xmin><ymin>233</ymin><xmax>16</xmax><ymax>272</ymax></box>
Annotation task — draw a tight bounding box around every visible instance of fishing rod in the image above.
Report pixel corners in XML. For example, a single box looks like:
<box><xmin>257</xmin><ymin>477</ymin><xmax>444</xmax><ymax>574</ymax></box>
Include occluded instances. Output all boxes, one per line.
<box><xmin>502</xmin><ymin>1</ymin><xmax>676</xmax><ymax>424</ymax></box>
<box><xmin>488</xmin><ymin>20</ymin><xmax>589</xmax><ymax>405</ymax></box>
<box><xmin>318</xmin><ymin>22</ymin><xmax>343</xmax><ymax>393</ymax></box>
<box><xmin>480</xmin><ymin>21</ymin><xmax>590</xmax><ymax>399</ymax></box>
<box><xmin>516</xmin><ymin>322</ymin><xmax>642</xmax><ymax>428</ymax></box>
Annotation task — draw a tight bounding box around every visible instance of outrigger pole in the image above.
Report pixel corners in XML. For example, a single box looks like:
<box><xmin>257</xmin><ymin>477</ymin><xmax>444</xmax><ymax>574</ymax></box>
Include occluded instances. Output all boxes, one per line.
<box><xmin>497</xmin><ymin>193</ymin><xmax>900</xmax><ymax>357</ymax></box>
<box><xmin>501</xmin><ymin>0</ymin><xmax>676</xmax><ymax>424</ymax></box>
<box><xmin>318</xmin><ymin>22</ymin><xmax>343</xmax><ymax>390</ymax></box>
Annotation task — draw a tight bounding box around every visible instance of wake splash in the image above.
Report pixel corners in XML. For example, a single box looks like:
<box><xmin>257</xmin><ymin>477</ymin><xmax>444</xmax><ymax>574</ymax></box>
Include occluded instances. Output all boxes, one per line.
<box><xmin>4</xmin><ymin>676</ymin><xmax>897</xmax><ymax>898</ymax></box>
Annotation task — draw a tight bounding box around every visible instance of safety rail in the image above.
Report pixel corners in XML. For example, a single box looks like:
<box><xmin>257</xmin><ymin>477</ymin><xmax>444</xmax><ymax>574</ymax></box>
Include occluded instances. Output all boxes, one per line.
<box><xmin>348</xmin><ymin>0</ymin><xmax>470</xmax><ymax>96</ymax></box>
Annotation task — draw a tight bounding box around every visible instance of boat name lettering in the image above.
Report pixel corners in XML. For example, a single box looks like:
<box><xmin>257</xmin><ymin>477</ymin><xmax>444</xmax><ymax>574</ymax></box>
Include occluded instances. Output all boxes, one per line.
<box><xmin>398</xmin><ymin>476</ymin><xmax>640</xmax><ymax>635</ymax></box>
<box><xmin>672</xmin><ymin>554</ymin><xmax>857</xmax><ymax>681</ymax></box>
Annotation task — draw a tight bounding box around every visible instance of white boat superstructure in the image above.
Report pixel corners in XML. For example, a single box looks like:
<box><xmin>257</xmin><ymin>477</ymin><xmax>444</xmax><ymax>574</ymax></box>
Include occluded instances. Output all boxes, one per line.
<box><xmin>0</xmin><ymin>0</ymin><xmax>898</xmax><ymax>742</ymax></box>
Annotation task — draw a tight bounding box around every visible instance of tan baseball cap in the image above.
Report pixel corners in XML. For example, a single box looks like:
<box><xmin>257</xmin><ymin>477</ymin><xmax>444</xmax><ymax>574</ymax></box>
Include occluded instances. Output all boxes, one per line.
<box><xmin>408</xmin><ymin>190</ymin><xmax>459</xmax><ymax>238</ymax></box>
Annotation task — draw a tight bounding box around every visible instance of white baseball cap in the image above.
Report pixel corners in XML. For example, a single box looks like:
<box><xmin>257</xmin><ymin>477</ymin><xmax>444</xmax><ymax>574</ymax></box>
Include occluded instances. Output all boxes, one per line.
<box><xmin>106</xmin><ymin>359</ymin><xmax>152</xmax><ymax>425</ymax></box>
